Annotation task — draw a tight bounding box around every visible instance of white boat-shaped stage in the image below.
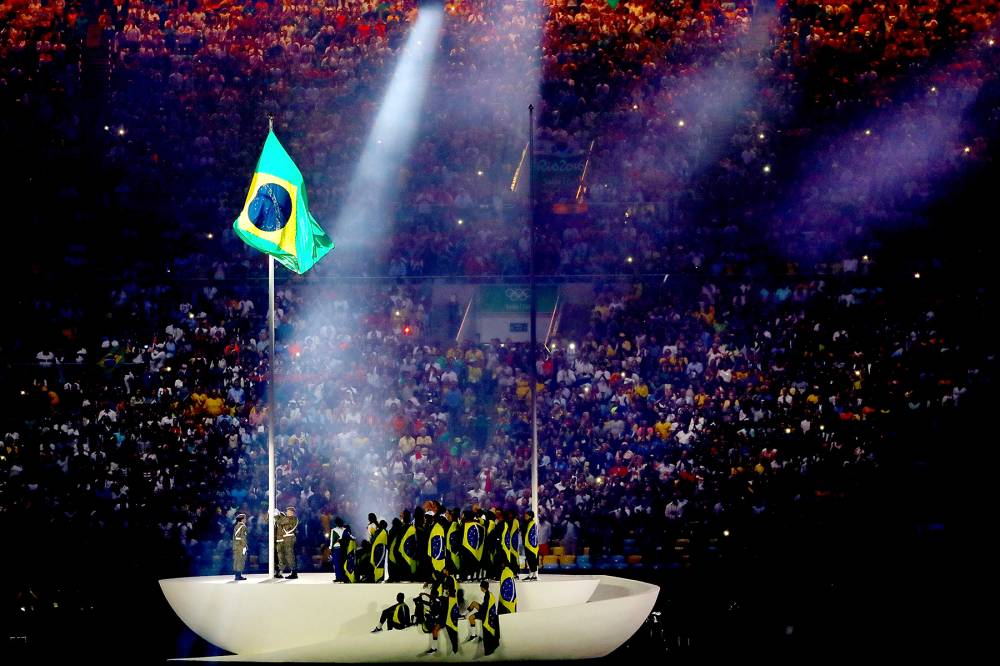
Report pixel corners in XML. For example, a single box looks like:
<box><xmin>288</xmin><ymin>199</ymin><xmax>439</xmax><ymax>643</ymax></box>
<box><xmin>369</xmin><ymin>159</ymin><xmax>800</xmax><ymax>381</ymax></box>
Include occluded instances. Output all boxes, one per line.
<box><xmin>160</xmin><ymin>573</ymin><xmax>659</xmax><ymax>661</ymax></box>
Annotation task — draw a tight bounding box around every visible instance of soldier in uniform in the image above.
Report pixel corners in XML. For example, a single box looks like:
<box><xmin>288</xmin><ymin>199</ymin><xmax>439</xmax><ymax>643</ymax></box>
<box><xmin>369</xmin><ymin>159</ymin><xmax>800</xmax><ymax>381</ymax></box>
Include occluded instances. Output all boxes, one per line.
<box><xmin>233</xmin><ymin>513</ymin><xmax>248</xmax><ymax>581</ymax></box>
<box><xmin>276</xmin><ymin>505</ymin><xmax>299</xmax><ymax>579</ymax></box>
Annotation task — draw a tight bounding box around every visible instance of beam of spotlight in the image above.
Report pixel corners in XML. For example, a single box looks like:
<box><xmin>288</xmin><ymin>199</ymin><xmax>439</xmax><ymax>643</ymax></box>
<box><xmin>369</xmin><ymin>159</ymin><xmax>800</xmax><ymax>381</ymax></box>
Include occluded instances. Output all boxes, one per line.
<box><xmin>332</xmin><ymin>6</ymin><xmax>444</xmax><ymax>252</ymax></box>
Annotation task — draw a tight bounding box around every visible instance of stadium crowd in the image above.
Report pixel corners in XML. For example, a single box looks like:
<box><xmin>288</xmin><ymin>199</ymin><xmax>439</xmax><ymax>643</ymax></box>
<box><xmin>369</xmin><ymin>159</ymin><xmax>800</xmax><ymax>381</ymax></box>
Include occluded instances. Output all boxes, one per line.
<box><xmin>1</xmin><ymin>0</ymin><xmax>995</xmax><ymax>583</ymax></box>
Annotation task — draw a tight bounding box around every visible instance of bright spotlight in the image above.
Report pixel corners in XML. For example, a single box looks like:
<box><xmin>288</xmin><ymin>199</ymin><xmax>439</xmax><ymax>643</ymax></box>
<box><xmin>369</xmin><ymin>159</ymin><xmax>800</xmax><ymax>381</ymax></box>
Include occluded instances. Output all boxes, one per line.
<box><xmin>332</xmin><ymin>8</ymin><xmax>444</xmax><ymax>247</ymax></box>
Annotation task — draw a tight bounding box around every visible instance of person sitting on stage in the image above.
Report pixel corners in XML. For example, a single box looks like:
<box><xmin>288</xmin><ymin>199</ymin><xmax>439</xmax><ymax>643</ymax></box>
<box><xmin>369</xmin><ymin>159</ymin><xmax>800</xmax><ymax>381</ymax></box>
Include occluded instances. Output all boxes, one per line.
<box><xmin>466</xmin><ymin>580</ymin><xmax>500</xmax><ymax>655</ymax></box>
<box><xmin>372</xmin><ymin>592</ymin><xmax>411</xmax><ymax>633</ymax></box>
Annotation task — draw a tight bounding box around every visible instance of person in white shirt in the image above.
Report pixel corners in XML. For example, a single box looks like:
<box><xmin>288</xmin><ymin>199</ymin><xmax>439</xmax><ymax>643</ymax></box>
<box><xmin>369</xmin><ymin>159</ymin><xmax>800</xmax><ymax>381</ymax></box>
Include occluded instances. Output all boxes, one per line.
<box><xmin>330</xmin><ymin>517</ymin><xmax>347</xmax><ymax>582</ymax></box>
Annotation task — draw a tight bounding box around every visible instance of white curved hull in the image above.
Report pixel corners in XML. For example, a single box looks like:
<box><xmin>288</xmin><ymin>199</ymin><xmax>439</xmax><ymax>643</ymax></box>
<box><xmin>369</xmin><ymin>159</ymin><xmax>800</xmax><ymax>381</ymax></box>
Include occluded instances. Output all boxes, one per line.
<box><xmin>160</xmin><ymin>573</ymin><xmax>659</xmax><ymax>661</ymax></box>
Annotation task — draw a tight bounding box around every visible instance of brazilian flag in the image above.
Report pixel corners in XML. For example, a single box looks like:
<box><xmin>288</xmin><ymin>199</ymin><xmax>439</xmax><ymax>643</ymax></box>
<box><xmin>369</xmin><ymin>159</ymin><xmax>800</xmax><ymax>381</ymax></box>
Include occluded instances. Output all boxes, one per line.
<box><xmin>447</xmin><ymin>521</ymin><xmax>461</xmax><ymax>573</ymax></box>
<box><xmin>371</xmin><ymin>528</ymin><xmax>388</xmax><ymax>582</ymax></box>
<box><xmin>474</xmin><ymin>523</ymin><xmax>485</xmax><ymax>562</ymax></box>
<box><xmin>429</xmin><ymin>522</ymin><xmax>446</xmax><ymax>572</ymax></box>
<box><xmin>462</xmin><ymin>522</ymin><xmax>481</xmax><ymax>559</ymax></box>
<box><xmin>446</xmin><ymin>595</ymin><xmax>460</xmax><ymax>631</ymax></box>
<box><xmin>388</xmin><ymin>532</ymin><xmax>398</xmax><ymax>567</ymax></box>
<box><xmin>233</xmin><ymin>129</ymin><xmax>334</xmax><ymax>274</ymax></box>
<box><xmin>501</xmin><ymin>522</ymin><xmax>511</xmax><ymax>562</ymax></box>
<box><xmin>525</xmin><ymin>518</ymin><xmax>539</xmax><ymax>557</ymax></box>
<box><xmin>482</xmin><ymin>589</ymin><xmax>500</xmax><ymax>655</ymax></box>
<box><xmin>400</xmin><ymin>524</ymin><xmax>418</xmax><ymax>575</ymax></box>
<box><xmin>344</xmin><ymin>537</ymin><xmax>357</xmax><ymax>583</ymax></box>
<box><xmin>392</xmin><ymin>602</ymin><xmax>407</xmax><ymax>627</ymax></box>
<box><xmin>499</xmin><ymin>566</ymin><xmax>517</xmax><ymax>614</ymax></box>
<box><xmin>97</xmin><ymin>349</ymin><xmax>124</xmax><ymax>375</ymax></box>
<box><xmin>510</xmin><ymin>517</ymin><xmax>522</xmax><ymax>557</ymax></box>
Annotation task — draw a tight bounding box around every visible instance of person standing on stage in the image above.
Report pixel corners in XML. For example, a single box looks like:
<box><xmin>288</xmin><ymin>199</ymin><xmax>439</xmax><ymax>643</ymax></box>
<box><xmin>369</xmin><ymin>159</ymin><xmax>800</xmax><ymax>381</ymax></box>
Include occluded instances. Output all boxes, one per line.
<box><xmin>330</xmin><ymin>517</ymin><xmax>346</xmax><ymax>582</ymax></box>
<box><xmin>522</xmin><ymin>510</ymin><xmax>539</xmax><ymax>580</ymax></box>
<box><xmin>233</xmin><ymin>513</ymin><xmax>248</xmax><ymax>581</ymax></box>
<box><xmin>276</xmin><ymin>506</ymin><xmax>299</xmax><ymax>579</ymax></box>
<box><xmin>425</xmin><ymin>566</ymin><xmax>458</xmax><ymax>654</ymax></box>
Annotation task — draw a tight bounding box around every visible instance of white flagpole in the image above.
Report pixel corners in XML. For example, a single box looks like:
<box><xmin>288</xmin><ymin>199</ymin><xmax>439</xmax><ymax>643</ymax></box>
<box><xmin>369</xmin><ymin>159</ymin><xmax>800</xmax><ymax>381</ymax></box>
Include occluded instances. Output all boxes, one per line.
<box><xmin>528</xmin><ymin>104</ymin><xmax>539</xmax><ymax>519</ymax></box>
<box><xmin>266</xmin><ymin>116</ymin><xmax>277</xmax><ymax>580</ymax></box>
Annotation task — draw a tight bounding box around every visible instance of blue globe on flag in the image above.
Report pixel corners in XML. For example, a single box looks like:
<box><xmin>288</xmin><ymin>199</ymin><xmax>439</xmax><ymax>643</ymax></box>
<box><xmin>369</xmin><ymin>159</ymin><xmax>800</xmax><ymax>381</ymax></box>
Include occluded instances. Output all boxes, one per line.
<box><xmin>431</xmin><ymin>535</ymin><xmax>445</xmax><ymax>560</ymax></box>
<box><xmin>501</xmin><ymin>577</ymin><xmax>516</xmax><ymax>602</ymax></box>
<box><xmin>248</xmin><ymin>183</ymin><xmax>293</xmax><ymax>231</ymax></box>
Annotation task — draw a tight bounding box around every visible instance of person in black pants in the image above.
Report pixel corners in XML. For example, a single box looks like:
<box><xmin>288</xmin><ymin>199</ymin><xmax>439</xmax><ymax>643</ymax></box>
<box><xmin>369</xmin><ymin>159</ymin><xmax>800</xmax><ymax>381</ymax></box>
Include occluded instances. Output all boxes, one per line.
<box><xmin>372</xmin><ymin>593</ymin><xmax>411</xmax><ymax>632</ymax></box>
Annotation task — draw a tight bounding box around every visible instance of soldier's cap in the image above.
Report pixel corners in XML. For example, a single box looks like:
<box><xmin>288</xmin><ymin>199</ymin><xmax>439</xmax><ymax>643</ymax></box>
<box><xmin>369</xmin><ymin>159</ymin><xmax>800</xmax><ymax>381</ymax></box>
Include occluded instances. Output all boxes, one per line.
<box><xmin>236</xmin><ymin>513</ymin><xmax>247</xmax><ymax>520</ymax></box>
<box><xmin>286</xmin><ymin>506</ymin><xmax>296</xmax><ymax>512</ymax></box>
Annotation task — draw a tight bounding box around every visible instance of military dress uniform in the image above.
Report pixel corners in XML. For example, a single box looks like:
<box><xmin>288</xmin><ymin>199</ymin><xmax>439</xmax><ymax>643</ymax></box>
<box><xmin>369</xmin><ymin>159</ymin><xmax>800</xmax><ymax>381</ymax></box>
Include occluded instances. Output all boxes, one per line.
<box><xmin>276</xmin><ymin>507</ymin><xmax>299</xmax><ymax>578</ymax></box>
<box><xmin>233</xmin><ymin>514</ymin><xmax>248</xmax><ymax>581</ymax></box>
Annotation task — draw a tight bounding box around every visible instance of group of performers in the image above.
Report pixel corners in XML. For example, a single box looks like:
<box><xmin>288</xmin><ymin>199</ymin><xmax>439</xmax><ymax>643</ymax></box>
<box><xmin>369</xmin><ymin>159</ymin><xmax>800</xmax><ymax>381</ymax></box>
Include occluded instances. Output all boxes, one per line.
<box><xmin>231</xmin><ymin>503</ymin><xmax>537</xmax><ymax>655</ymax></box>
<box><xmin>230</xmin><ymin>502</ymin><xmax>540</xmax><ymax>585</ymax></box>
<box><xmin>327</xmin><ymin>504</ymin><xmax>540</xmax><ymax>586</ymax></box>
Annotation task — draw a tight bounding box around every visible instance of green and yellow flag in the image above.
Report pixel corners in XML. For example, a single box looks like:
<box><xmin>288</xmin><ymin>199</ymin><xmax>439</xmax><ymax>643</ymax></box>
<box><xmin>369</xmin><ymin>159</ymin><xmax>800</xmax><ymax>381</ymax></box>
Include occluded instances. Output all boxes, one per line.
<box><xmin>429</xmin><ymin>522</ymin><xmax>446</xmax><ymax>573</ymax></box>
<box><xmin>400</xmin><ymin>524</ymin><xmax>418</xmax><ymax>575</ymax></box>
<box><xmin>344</xmin><ymin>538</ymin><xmax>357</xmax><ymax>583</ymax></box>
<box><xmin>233</xmin><ymin>130</ymin><xmax>333</xmax><ymax>274</ymax></box>
<box><xmin>371</xmin><ymin>528</ymin><xmax>388</xmax><ymax>582</ymax></box>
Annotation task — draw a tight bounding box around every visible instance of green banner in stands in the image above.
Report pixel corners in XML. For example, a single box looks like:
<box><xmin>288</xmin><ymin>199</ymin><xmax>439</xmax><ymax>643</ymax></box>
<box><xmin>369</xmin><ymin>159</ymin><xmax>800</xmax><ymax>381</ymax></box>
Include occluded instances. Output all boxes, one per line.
<box><xmin>480</xmin><ymin>286</ymin><xmax>557</xmax><ymax>314</ymax></box>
